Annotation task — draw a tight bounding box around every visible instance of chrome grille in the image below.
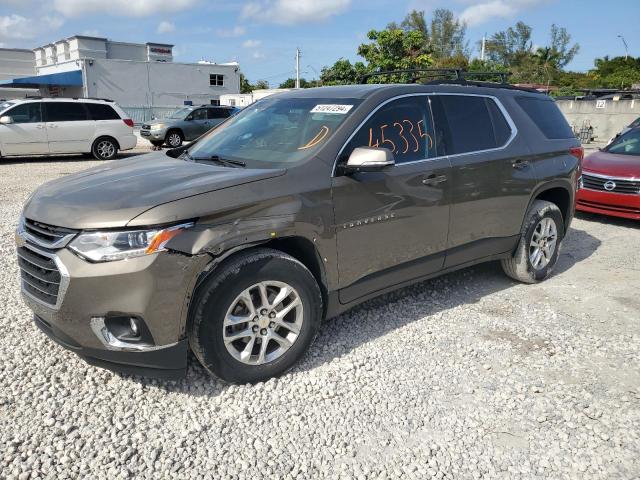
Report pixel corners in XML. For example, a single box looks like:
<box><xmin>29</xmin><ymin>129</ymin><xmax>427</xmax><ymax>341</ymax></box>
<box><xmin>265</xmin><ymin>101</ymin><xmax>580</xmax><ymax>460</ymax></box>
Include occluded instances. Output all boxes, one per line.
<box><xmin>17</xmin><ymin>244</ymin><xmax>63</xmax><ymax>306</ymax></box>
<box><xmin>22</xmin><ymin>218</ymin><xmax>77</xmax><ymax>249</ymax></box>
<box><xmin>141</xmin><ymin>124</ymin><xmax>151</xmax><ymax>130</ymax></box>
<box><xmin>582</xmin><ymin>173</ymin><xmax>640</xmax><ymax>195</ymax></box>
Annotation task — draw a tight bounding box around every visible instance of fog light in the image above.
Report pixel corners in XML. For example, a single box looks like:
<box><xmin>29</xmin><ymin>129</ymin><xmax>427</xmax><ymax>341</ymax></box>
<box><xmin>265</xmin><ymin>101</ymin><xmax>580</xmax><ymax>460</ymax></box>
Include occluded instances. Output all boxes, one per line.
<box><xmin>129</xmin><ymin>318</ymin><xmax>140</xmax><ymax>336</ymax></box>
<box><xmin>90</xmin><ymin>315</ymin><xmax>155</xmax><ymax>351</ymax></box>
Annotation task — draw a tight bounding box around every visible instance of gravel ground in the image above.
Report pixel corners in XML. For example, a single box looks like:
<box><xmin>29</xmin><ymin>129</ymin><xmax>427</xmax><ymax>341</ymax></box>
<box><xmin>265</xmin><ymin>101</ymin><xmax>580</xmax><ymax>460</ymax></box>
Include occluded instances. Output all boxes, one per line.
<box><xmin>1</xmin><ymin>153</ymin><xmax>639</xmax><ymax>480</ymax></box>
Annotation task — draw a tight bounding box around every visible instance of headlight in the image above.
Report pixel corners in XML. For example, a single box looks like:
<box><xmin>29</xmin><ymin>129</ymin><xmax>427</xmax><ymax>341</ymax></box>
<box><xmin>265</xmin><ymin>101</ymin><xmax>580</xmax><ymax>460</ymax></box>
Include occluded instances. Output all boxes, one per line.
<box><xmin>150</xmin><ymin>124</ymin><xmax>165</xmax><ymax>131</ymax></box>
<box><xmin>68</xmin><ymin>223</ymin><xmax>193</xmax><ymax>262</ymax></box>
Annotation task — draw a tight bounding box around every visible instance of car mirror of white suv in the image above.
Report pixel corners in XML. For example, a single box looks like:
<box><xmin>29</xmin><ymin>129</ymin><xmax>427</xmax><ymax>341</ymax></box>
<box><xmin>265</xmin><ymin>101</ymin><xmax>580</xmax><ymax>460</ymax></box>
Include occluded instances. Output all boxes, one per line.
<box><xmin>0</xmin><ymin>115</ymin><xmax>14</xmax><ymax>125</ymax></box>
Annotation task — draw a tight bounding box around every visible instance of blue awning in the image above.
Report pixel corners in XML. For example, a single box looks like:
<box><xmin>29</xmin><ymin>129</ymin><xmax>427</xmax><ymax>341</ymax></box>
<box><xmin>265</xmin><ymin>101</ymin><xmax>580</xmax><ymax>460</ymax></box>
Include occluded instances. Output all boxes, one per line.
<box><xmin>0</xmin><ymin>70</ymin><xmax>83</xmax><ymax>89</ymax></box>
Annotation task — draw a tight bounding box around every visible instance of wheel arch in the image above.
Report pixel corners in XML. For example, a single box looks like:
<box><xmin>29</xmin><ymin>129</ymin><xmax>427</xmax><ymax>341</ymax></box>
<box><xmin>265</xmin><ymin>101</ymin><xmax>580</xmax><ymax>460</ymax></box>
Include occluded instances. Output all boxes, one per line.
<box><xmin>524</xmin><ymin>181</ymin><xmax>574</xmax><ymax>232</ymax></box>
<box><xmin>92</xmin><ymin>135</ymin><xmax>120</xmax><ymax>150</ymax></box>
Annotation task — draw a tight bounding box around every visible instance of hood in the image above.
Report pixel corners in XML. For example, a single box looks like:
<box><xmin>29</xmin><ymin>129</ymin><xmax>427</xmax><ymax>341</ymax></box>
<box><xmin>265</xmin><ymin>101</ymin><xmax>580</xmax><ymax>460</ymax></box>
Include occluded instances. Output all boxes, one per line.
<box><xmin>583</xmin><ymin>150</ymin><xmax>640</xmax><ymax>178</ymax></box>
<box><xmin>23</xmin><ymin>152</ymin><xmax>285</xmax><ymax>229</ymax></box>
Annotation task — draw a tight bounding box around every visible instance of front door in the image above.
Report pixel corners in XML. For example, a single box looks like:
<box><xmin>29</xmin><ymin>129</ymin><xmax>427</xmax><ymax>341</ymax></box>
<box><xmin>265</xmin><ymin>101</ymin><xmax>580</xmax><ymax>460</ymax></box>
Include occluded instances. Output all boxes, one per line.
<box><xmin>0</xmin><ymin>102</ymin><xmax>49</xmax><ymax>155</ymax></box>
<box><xmin>184</xmin><ymin>108</ymin><xmax>210</xmax><ymax>140</ymax></box>
<box><xmin>332</xmin><ymin>95</ymin><xmax>452</xmax><ymax>304</ymax></box>
<box><xmin>43</xmin><ymin>101</ymin><xmax>95</xmax><ymax>153</ymax></box>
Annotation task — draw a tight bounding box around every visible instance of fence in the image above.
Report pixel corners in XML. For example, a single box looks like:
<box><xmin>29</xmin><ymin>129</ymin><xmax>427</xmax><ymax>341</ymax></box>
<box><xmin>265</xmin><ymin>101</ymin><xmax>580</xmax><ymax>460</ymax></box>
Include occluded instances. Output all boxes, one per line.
<box><xmin>556</xmin><ymin>98</ymin><xmax>638</xmax><ymax>144</ymax></box>
<box><xmin>121</xmin><ymin>106</ymin><xmax>182</xmax><ymax>125</ymax></box>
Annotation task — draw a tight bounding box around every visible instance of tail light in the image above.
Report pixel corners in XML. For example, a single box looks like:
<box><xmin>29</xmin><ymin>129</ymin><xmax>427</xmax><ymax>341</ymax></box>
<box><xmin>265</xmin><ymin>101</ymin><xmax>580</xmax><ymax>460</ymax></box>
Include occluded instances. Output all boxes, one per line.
<box><xmin>570</xmin><ymin>146</ymin><xmax>584</xmax><ymax>191</ymax></box>
<box><xmin>123</xmin><ymin>119</ymin><xmax>134</xmax><ymax>128</ymax></box>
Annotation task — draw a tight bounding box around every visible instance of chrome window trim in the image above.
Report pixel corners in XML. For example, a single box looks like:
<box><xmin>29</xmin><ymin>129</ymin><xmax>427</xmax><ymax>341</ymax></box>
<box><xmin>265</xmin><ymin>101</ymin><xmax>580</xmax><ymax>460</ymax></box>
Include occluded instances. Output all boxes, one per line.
<box><xmin>18</xmin><ymin>242</ymin><xmax>70</xmax><ymax>311</ymax></box>
<box><xmin>582</xmin><ymin>170</ymin><xmax>640</xmax><ymax>182</ymax></box>
<box><xmin>332</xmin><ymin>92</ymin><xmax>518</xmax><ymax>176</ymax></box>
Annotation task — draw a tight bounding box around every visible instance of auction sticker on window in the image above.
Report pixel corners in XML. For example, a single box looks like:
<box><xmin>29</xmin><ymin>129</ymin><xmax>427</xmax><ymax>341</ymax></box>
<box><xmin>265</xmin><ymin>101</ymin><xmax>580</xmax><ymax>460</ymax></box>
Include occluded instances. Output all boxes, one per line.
<box><xmin>310</xmin><ymin>104</ymin><xmax>354</xmax><ymax>114</ymax></box>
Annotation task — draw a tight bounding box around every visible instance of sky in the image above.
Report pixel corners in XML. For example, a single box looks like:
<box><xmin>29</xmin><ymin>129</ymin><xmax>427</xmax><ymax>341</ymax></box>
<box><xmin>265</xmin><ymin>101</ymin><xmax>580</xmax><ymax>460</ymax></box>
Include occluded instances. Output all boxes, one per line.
<box><xmin>0</xmin><ymin>0</ymin><xmax>638</xmax><ymax>86</ymax></box>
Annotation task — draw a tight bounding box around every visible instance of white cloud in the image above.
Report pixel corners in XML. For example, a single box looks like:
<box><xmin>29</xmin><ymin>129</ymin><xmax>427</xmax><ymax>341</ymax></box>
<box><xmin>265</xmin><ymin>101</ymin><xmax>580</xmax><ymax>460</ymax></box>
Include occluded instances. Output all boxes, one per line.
<box><xmin>241</xmin><ymin>0</ymin><xmax>351</xmax><ymax>25</ymax></box>
<box><xmin>252</xmin><ymin>51</ymin><xmax>265</xmax><ymax>59</ymax></box>
<box><xmin>216</xmin><ymin>25</ymin><xmax>246</xmax><ymax>38</ymax></box>
<box><xmin>459</xmin><ymin>0</ymin><xmax>540</xmax><ymax>27</ymax></box>
<box><xmin>242</xmin><ymin>39</ymin><xmax>261</xmax><ymax>48</ymax></box>
<box><xmin>0</xmin><ymin>15</ymin><xmax>34</xmax><ymax>41</ymax></box>
<box><xmin>53</xmin><ymin>0</ymin><xmax>198</xmax><ymax>17</ymax></box>
<box><xmin>157</xmin><ymin>21</ymin><xmax>176</xmax><ymax>34</ymax></box>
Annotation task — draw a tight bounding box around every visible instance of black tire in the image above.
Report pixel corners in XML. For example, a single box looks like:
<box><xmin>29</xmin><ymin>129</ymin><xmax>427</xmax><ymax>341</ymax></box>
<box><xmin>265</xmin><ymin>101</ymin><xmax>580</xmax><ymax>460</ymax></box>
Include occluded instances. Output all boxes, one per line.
<box><xmin>189</xmin><ymin>248</ymin><xmax>323</xmax><ymax>384</ymax></box>
<box><xmin>501</xmin><ymin>200</ymin><xmax>565</xmax><ymax>284</ymax></box>
<box><xmin>165</xmin><ymin>129</ymin><xmax>183</xmax><ymax>148</ymax></box>
<box><xmin>91</xmin><ymin>137</ymin><xmax>118</xmax><ymax>160</ymax></box>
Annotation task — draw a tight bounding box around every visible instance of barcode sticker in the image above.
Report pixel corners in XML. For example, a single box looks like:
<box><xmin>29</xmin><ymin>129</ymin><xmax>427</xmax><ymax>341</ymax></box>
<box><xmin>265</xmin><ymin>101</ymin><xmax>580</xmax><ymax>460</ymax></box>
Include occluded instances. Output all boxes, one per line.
<box><xmin>310</xmin><ymin>104</ymin><xmax>354</xmax><ymax>114</ymax></box>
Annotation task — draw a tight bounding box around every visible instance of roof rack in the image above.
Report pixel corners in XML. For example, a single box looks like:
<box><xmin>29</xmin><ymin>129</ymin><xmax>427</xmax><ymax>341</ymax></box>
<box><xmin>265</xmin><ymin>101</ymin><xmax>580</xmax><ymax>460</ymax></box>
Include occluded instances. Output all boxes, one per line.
<box><xmin>359</xmin><ymin>68</ymin><xmax>519</xmax><ymax>89</ymax></box>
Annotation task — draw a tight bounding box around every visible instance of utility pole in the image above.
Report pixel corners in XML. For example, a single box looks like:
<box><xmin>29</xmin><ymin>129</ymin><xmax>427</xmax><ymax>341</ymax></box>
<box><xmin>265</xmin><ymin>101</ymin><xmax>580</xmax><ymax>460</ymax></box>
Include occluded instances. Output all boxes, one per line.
<box><xmin>618</xmin><ymin>35</ymin><xmax>629</xmax><ymax>60</ymax></box>
<box><xmin>295</xmin><ymin>48</ymin><xmax>301</xmax><ymax>89</ymax></box>
<box><xmin>480</xmin><ymin>34</ymin><xmax>486</xmax><ymax>62</ymax></box>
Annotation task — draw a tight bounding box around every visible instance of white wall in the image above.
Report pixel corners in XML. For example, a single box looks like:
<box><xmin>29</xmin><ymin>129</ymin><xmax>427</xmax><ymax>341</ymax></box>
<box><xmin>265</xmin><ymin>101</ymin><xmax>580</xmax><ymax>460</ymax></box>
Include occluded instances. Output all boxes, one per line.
<box><xmin>0</xmin><ymin>48</ymin><xmax>36</xmax><ymax>99</ymax></box>
<box><xmin>84</xmin><ymin>58</ymin><xmax>240</xmax><ymax>106</ymax></box>
<box><xmin>557</xmin><ymin>99</ymin><xmax>639</xmax><ymax>142</ymax></box>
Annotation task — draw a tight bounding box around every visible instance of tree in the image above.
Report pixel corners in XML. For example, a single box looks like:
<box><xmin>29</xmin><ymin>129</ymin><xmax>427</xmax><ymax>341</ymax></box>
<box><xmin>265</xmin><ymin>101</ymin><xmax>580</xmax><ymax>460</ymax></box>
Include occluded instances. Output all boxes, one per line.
<box><xmin>320</xmin><ymin>58</ymin><xmax>368</xmax><ymax>85</ymax></box>
<box><xmin>590</xmin><ymin>56</ymin><xmax>640</xmax><ymax>89</ymax></box>
<box><xmin>485</xmin><ymin>21</ymin><xmax>533</xmax><ymax>67</ymax></box>
<box><xmin>549</xmin><ymin>24</ymin><xmax>579</xmax><ymax>69</ymax></box>
<box><xmin>239</xmin><ymin>74</ymin><xmax>252</xmax><ymax>94</ymax></box>
<box><xmin>429</xmin><ymin>9</ymin><xmax>469</xmax><ymax>61</ymax></box>
<box><xmin>357</xmin><ymin>28</ymin><xmax>433</xmax><ymax>82</ymax></box>
<box><xmin>253</xmin><ymin>80</ymin><xmax>270</xmax><ymax>90</ymax></box>
<box><xmin>278</xmin><ymin>78</ymin><xmax>320</xmax><ymax>89</ymax></box>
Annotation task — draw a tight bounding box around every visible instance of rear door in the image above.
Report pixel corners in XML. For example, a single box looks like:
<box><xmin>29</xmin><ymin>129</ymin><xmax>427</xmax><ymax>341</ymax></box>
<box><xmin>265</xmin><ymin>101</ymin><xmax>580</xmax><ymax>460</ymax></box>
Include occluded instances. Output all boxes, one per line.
<box><xmin>44</xmin><ymin>102</ymin><xmax>95</xmax><ymax>153</ymax></box>
<box><xmin>0</xmin><ymin>102</ymin><xmax>49</xmax><ymax>155</ymax></box>
<box><xmin>207</xmin><ymin>107</ymin><xmax>232</xmax><ymax>129</ymax></box>
<box><xmin>429</xmin><ymin>94</ymin><xmax>536</xmax><ymax>267</ymax></box>
<box><xmin>332</xmin><ymin>95</ymin><xmax>452</xmax><ymax>303</ymax></box>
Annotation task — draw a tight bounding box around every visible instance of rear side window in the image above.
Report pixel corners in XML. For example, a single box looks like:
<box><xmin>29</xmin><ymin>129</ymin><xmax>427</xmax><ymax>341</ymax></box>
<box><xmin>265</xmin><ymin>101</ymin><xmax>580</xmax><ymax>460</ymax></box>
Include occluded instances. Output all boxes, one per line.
<box><xmin>6</xmin><ymin>103</ymin><xmax>42</xmax><ymax>123</ymax></box>
<box><xmin>430</xmin><ymin>95</ymin><xmax>512</xmax><ymax>155</ymax></box>
<box><xmin>516</xmin><ymin>97</ymin><xmax>574</xmax><ymax>139</ymax></box>
<box><xmin>44</xmin><ymin>102</ymin><xmax>88</xmax><ymax>122</ymax></box>
<box><xmin>342</xmin><ymin>96</ymin><xmax>436</xmax><ymax>164</ymax></box>
<box><xmin>208</xmin><ymin>108</ymin><xmax>231</xmax><ymax>119</ymax></box>
<box><xmin>86</xmin><ymin>103</ymin><xmax>120</xmax><ymax>120</ymax></box>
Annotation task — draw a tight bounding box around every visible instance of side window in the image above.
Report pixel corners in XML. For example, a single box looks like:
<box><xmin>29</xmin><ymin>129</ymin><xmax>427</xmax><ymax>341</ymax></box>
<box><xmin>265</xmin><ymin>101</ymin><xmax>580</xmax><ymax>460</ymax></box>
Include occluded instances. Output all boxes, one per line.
<box><xmin>208</xmin><ymin>108</ymin><xmax>231</xmax><ymax>119</ymax></box>
<box><xmin>86</xmin><ymin>103</ymin><xmax>120</xmax><ymax>120</ymax></box>
<box><xmin>431</xmin><ymin>95</ymin><xmax>508</xmax><ymax>155</ymax></box>
<box><xmin>516</xmin><ymin>96</ymin><xmax>574</xmax><ymax>139</ymax></box>
<box><xmin>44</xmin><ymin>102</ymin><xmax>89</xmax><ymax>122</ymax></box>
<box><xmin>5</xmin><ymin>103</ymin><xmax>42</xmax><ymax>124</ymax></box>
<box><xmin>191</xmin><ymin>109</ymin><xmax>208</xmax><ymax>120</ymax></box>
<box><xmin>341</xmin><ymin>97</ymin><xmax>435</xmax><ymax>164</ymax></box>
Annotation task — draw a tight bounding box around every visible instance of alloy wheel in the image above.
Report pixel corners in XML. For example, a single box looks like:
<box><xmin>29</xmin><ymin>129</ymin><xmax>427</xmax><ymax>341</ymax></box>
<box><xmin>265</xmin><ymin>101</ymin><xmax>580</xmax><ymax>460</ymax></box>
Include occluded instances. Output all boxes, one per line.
<box><xmin>223</xmin><ymin>281</ymin><xmax>304</xmax><ymax>365</ymax></box>
<box><xmin>167</xmin><ymin>133</ymin><xmax>182</xmax><ymax>147</ymax></box>
<box><xmin>529</xmin><ymin>217</ymin><xmax>558</xmax><ymax>270</ymax></box>
<box><xmin>96</xmin><ymin>140</ymin><xmax>115</xmax><ymax>159</ymax></box>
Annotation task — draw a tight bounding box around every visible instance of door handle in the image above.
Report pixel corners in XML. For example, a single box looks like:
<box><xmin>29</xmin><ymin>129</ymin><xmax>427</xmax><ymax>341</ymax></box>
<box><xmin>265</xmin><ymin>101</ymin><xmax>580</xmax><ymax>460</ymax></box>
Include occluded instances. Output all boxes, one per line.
<box><xmin>36</xmin><ymin>124</ymin><xmax>45</xmax><ymax>129</ymax></box>
<box><xmin>422</xmin><ymin>174</ymin><xmax>447</xmax><ymax>185</ymax></box>
<box><xmin>47</xmin><ymin>123</ymin><xmax>58</xmax><ymax>128</ymax></box>
<box><xmin>512</xmin><ymin>159</ymin><xmax>530</xmax><ymax>169</ymax></box>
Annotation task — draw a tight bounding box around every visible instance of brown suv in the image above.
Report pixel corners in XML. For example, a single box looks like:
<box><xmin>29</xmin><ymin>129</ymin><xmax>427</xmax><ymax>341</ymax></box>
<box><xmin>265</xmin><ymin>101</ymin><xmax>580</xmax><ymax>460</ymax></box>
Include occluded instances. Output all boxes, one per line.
<box><xmin>17</xmin><ymin>79</ymin><xmax>582</xmax><ymax>383</ymax></box>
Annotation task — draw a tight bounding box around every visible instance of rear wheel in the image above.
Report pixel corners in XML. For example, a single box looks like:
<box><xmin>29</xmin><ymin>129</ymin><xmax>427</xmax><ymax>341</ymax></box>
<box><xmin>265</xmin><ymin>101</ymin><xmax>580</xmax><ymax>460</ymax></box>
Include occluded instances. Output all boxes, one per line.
<box><xmin>92</xmin><ymin>137</ymin><xmax>118</xmax><ymax>160</ymax></box>
<box><xmin>501</xmin><ymin>200</ymin><xmax>564</xmax><ymax>283</ymax></box>
<box><xmin>165</xmin><ymin>130</ymin><xmax>183</xmax><ymax>148</ymax></box>
<box><xmin>189</xmin><ymin>249</ymin><xmax>322</xmax><ymax>383</ymax></box>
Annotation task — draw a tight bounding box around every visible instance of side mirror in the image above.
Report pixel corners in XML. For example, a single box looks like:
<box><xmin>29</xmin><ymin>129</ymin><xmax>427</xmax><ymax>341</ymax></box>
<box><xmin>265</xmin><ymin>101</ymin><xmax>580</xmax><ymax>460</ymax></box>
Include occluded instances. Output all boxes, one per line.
<box><xmin>344</xmin><ymin>147</ymin><xmax>395</xmax><ymax>173</ymax></box>
<box><xmin>0</xmin><ymin>116</ymin><xmax>13</xmax><ymax>125</ymax></box>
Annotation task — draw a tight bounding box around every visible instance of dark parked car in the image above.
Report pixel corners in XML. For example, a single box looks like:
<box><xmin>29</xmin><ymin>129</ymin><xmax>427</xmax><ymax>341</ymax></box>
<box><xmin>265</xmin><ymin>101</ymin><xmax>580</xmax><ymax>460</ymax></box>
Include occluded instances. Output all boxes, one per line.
<box><xmin>140</xmin><ymin>105</ymin><xmax>239</xmax><ymax>148</ymax></box>
<box><xmin>17</xmin><ymin>80</ymin><xmax>582</xmax><ymax>383</ymax></box>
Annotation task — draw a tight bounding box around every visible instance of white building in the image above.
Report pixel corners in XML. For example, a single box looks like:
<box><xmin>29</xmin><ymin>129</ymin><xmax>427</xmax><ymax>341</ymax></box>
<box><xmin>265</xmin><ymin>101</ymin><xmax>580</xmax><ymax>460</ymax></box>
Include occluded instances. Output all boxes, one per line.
<box><xmin>0</xmin><ymin>36</ymin><xmax>240</xmax><ymax>108</ymax></box>
<box><xmin>220</xmin><ymin>88</ymin><xmax>291</xmax><ymax>107</ymax></box>
<box><xmin>0</xmin><ymin>48</ymin><xmax>37</xmax><ymax>99</ymax></box>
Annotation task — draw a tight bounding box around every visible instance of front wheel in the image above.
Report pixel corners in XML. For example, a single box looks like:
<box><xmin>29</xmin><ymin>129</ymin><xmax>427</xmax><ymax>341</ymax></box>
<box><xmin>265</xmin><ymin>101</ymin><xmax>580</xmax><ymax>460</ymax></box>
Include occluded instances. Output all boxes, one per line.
<box><xmin>189</xmin><ymin>249</ymin><xmax>323</xmax><ymax>383</ymax></box>
<box><xmin>165</xmin><ymin>130</ymin><xmax>183</xmax><ymax>148</ymax></box>
<box><xmin>92</xmin><ymin>137</ymin><xmax>118</xmax><ymax>160</ymax></box>
<box><xmin>501</xmin><ymin>200</ymin><xmax>565</xmax><ymax>284</ymax></box>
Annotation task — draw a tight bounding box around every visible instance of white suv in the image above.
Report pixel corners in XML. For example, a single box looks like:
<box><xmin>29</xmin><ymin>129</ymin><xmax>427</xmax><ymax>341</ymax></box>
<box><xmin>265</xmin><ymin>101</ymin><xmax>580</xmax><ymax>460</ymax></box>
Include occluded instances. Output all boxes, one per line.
<box><xmin>0</xmin><ymin>97</ymin><xmax>137</xmax><ymax>160</ymax></box>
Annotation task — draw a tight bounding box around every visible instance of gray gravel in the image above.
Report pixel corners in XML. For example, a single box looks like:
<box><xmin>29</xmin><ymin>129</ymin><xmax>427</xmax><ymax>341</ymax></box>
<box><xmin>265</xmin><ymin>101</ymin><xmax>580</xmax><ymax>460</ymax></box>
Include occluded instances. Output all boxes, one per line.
<box><xmin>1</xmin><ymin>155</ymin><xmax>639</xmax><ymax>479</ymax></box>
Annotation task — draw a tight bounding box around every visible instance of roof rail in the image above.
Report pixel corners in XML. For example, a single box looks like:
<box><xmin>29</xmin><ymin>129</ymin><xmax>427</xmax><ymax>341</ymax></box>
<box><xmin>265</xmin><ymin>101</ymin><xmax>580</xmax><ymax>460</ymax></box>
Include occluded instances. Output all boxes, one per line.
<box><xmin>359</xmin><ymin>68</ymin><xmax>511</xmax><ymax>86</ymax></box>
<box><xmin>84</xmin><ymin>97</ymin><xmax>115</xmax><ymax>102</ymax></box>
<box><xmin>421</xmin><ymin>78</ymin><xmax>540</xmax><ymax>93</ymax></box>
<box><xmin>24</xmin><ymin>95</ymin><xmax>43</xmax><ymax>99</ymax></box>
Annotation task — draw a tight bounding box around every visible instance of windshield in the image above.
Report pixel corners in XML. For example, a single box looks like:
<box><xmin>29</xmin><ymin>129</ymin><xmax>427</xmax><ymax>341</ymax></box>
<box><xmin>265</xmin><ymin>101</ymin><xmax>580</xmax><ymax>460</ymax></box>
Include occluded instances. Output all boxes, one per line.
<box><xmin>186</xmin><ymin>96</ymin><xmax>361</xmax><ymax>167</ymax></box>
<box><xmin>167</xmin><ymin>107</ymin><xmax>193</xmax><ymax>119</ymax></box>
<box><xmin>0</xmin><ymin>101</ymin><xmax>15</xmax><ymax>113</ymax></box>
<box><xmin>605</xmin><ymin>128</ymin><xmax>640</xmax><ymax>156</ymax></box>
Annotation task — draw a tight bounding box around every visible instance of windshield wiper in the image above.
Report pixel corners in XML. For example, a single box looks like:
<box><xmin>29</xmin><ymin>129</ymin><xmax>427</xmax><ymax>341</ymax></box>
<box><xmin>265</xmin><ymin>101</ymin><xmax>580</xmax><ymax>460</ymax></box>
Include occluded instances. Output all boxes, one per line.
<box><xmin>194</xmin><ymin>155</ymin><xmax>246</xmax><ymax>168</ymax></box>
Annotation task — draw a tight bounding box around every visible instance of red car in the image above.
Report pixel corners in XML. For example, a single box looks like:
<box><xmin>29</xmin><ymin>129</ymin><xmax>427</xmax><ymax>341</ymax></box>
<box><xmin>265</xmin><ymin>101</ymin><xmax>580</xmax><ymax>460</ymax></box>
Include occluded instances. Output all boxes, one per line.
<box><xmin>576</xmin><ymin>128</ymin><xmax>640</xmax><ymax>220</ymax></box>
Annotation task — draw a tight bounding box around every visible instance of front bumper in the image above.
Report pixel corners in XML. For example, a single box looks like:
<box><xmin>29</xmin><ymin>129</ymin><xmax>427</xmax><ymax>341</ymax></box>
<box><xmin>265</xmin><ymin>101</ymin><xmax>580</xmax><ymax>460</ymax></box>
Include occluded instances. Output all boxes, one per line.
<box><xmin>140</xmin><ymin>128</ymin><xmax>167</xmax><ymax>142</ymax></box>
<box><xmin>20</xmin><ymin>244</ymin><xmax>209</xmax><ymax>379</ymax></box>
<box><xmin>576</xmin><ymin>188</ymin><xmax>640</xmax><ymax>220</ymax></box>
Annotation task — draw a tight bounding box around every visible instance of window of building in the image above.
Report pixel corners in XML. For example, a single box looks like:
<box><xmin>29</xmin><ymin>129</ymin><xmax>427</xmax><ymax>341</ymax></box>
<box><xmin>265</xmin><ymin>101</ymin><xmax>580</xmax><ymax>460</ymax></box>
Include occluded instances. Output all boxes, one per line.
<box><xmin>430</xmin><ymin>95</ymin><xmax>512</xmax><ymax>156</ymax></box>
<box><xmin>6</xmin><ymin>103</ymin><xmax>42</xmax><ymax>123</ymax></box>
<box><xmin>86</xmin><ymin>103</ymin><xmax>120</xmax><ymax>120</ymax></box>
<box><xmin>209</xmin><ymin>74</ymin><xmax>224</xmax><ymax>87</ymax></box>
<box><xmin>210</xmin><ymin>99</ymin><xmax>220</xmax><ymax>106</ymax></box>
<box><xmin>516</xmin><ymin>96</ymin><xmax>574</xmax><ymax>139</ymax></box>
<box><xmin>228</xmin><ymin>99</ymin><xmax>236</xmax><ymax>106</ymax></box>
<box><xmin>341</xmin><ymin>96</ymin><xmax>435</xmax><ymax>164</ymax></box>
<box><xmin>44</xmin><ymin>102</ymin><xmax>88</xmax><ymax>122</ymax></box>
